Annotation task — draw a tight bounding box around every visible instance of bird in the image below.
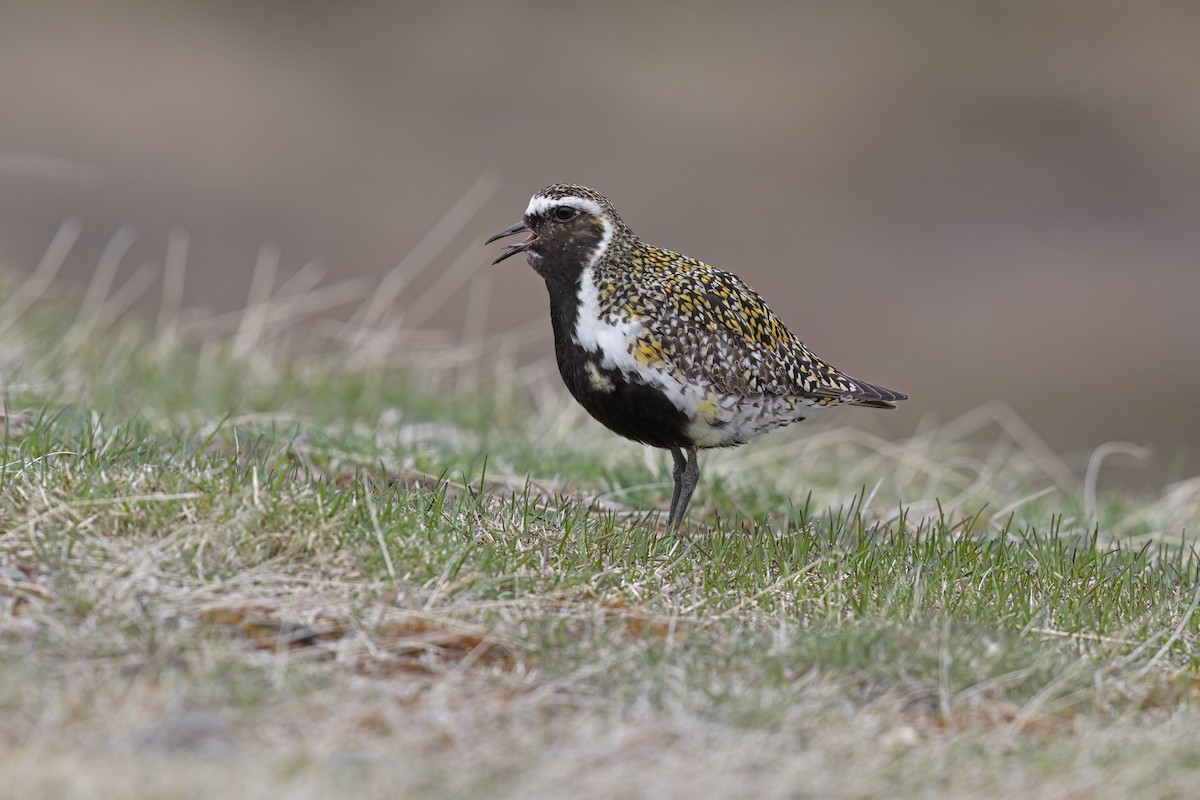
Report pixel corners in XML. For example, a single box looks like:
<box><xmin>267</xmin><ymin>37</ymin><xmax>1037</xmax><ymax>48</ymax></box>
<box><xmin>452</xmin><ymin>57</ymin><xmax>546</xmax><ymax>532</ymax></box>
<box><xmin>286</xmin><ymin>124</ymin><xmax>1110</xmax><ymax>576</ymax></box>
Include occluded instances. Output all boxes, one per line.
<box><xmin>486</xmin><ymin>184</ymin><xmax>906</xmax><ymax>529</ymax></box>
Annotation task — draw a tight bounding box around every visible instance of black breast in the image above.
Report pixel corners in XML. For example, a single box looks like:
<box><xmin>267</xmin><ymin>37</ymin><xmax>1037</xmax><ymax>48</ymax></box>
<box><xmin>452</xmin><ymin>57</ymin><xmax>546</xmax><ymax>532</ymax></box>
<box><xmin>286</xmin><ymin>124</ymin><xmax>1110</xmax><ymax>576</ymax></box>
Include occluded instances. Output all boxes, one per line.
<box><xmin>543</xmin><ymin>275</ymin><xmax>692</xmax><ymax>451</ymax></box>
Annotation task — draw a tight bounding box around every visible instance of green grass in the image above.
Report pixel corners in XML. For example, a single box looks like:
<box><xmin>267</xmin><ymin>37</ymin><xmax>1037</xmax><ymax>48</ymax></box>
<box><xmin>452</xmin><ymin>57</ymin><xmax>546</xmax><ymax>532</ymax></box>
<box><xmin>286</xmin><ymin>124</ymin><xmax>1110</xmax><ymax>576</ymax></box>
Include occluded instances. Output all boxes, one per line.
<box><xmin>2</xmin><ymin>289</ymin><xmax>1200</xmax><ymax>798</ymax></box>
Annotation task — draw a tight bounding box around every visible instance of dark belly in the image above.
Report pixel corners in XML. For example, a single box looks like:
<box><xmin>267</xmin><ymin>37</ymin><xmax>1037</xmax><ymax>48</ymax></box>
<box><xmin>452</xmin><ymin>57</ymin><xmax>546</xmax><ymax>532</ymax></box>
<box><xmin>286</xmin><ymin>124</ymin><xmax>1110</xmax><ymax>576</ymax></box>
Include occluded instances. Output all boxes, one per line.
<box><xmin>555</xmin><ymin>341</ymin><xmax>693</xmax><ymax>450</ymax></box>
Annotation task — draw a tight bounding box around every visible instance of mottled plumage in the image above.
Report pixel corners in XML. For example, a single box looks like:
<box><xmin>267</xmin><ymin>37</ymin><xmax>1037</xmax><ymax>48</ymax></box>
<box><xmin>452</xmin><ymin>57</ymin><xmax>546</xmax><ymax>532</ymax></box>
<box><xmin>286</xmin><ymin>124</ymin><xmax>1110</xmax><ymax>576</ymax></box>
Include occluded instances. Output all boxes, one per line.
<box><xmin>487</xmin><ymin>184</ymin><xmax>906</xmax><ymax>528</ymax></box>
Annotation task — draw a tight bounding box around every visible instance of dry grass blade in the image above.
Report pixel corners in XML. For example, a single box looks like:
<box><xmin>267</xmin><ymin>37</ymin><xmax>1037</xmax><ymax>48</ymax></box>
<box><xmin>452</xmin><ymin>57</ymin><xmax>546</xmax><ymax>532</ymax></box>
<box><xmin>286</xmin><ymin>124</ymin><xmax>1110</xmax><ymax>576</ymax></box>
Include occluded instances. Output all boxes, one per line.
<box><xmin>0</xmin><ymin>218</ymin><xmax>80</xmax><ymax>339</ymax></box>
<box><xmin>0</xmin><ymin>151</ymin><xmax>98</xmax><ymax>184</ymax></box>
<box><xmin>233</xmin><ymin>242</ymin><xmax>281</xmax><ymax>357</ymax></box>
<box><xmin>347</xmin><ymin>170</ymin><xmax>499</xmax><ymax>337</ymax></box>
<box><xmin>156</xmin><ymin>227</ymin><xmax>189</xmax><ymax>347</ymax></box>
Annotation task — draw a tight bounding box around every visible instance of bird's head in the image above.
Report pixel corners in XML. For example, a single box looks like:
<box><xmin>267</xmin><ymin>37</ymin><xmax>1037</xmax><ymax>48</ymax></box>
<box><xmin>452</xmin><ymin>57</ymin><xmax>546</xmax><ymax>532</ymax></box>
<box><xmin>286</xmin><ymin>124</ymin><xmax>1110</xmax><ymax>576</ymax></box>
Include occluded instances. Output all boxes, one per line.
<box><xmin>486</xmin><ymin>184</ymin><xmax>628</xmax><ymax>276</ymax></box>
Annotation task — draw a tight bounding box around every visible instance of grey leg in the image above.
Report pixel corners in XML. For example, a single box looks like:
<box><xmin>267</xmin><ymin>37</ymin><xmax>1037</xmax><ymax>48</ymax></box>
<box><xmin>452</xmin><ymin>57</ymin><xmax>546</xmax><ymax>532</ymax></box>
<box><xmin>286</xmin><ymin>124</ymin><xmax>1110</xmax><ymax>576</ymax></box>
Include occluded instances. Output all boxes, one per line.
<box><xmin>667</xmin><ymin>446</ymin><xmax>700</xmax><ymax>529</ymax></box>
<box><xmin>668</xmin><ymin>447</ymin><xmax>686</xmax><ymax>524</ymax></box>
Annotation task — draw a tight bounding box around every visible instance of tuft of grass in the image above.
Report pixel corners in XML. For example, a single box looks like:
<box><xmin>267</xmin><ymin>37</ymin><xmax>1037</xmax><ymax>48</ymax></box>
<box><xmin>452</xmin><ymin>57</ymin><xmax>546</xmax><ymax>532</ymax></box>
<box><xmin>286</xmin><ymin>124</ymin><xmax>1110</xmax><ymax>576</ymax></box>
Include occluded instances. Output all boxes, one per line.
<box><xmin>2</xmin><ymin>269</ymin><xmax>1199</xmax><ymax>798</ymax></box>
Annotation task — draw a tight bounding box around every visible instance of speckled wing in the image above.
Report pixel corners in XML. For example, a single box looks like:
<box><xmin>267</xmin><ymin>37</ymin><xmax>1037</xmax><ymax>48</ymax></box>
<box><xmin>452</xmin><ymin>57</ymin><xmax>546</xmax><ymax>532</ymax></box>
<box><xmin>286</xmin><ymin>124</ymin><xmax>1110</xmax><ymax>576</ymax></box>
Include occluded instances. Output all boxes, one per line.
<box><xmin>630</xmin><ymin>248</ymin><xmax>904</xmax><ymax>408</ymax></box>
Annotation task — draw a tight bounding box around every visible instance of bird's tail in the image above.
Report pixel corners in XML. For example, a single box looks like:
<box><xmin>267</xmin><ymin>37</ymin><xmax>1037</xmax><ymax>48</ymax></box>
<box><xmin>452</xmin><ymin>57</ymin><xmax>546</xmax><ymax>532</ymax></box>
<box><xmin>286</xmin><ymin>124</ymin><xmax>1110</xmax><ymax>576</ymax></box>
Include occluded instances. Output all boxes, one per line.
<box><xmin>844</xmin><ymin>378</ymin><xmax>908</xmax><ymax>409</ymax></box>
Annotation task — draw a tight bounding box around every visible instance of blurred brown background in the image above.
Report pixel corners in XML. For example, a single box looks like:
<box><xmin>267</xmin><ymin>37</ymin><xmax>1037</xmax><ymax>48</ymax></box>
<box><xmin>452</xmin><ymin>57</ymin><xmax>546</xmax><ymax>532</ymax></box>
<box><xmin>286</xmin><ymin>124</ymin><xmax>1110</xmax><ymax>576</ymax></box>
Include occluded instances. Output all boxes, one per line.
<box><xmin>2</xmin><ymin>1</ymin><xmax>1199</xmax><ymax>488</ymax></box>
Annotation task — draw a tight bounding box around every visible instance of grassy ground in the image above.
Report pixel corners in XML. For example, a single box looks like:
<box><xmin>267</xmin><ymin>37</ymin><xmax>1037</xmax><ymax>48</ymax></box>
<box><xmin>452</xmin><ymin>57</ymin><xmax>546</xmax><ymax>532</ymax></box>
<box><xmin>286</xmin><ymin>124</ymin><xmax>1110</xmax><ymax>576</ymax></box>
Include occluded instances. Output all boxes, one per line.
<box><xmin>2</xmin><ymin>279</ymin><xmax>1200</xmax><ymax>798</ymax></box>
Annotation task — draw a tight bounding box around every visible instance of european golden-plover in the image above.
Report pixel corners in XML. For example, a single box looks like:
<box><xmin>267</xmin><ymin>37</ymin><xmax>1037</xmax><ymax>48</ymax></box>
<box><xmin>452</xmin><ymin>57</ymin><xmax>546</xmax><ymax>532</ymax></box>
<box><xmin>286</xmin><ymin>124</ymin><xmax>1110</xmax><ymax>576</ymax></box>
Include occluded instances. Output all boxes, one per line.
<box><xmin>487</xmin><ymin>184</ymin><xmax>906</xmax><ymax>528</ymax></box>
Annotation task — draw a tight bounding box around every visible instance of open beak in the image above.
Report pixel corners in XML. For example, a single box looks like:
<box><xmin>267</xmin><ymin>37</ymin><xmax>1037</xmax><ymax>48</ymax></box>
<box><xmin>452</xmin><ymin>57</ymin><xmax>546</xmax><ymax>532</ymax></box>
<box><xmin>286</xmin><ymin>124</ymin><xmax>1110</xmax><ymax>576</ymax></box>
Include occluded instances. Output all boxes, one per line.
<box><xmin>486</xmin><ymin>220</ymin><xmax>538</xmax><ymax>264</ymax></box>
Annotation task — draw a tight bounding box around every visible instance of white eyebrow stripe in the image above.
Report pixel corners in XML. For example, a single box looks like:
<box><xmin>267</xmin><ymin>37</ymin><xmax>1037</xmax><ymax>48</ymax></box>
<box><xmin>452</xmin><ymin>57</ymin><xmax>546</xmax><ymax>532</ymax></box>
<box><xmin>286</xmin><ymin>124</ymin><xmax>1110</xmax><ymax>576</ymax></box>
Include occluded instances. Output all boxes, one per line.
<box><xmin>525</xmin><ymin>194</ymin><xmax>605</xmax><ymax>218</ymax></box>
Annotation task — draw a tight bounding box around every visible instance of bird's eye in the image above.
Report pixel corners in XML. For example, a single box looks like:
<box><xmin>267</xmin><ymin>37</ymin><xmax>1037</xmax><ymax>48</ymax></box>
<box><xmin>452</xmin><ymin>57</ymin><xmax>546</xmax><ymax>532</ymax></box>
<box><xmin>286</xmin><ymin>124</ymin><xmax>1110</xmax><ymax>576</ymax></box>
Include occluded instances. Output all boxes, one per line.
<box><xmin>553</xmin><ymin>205</ymin><xmax>578</xmax><ymax>222</ymax></box>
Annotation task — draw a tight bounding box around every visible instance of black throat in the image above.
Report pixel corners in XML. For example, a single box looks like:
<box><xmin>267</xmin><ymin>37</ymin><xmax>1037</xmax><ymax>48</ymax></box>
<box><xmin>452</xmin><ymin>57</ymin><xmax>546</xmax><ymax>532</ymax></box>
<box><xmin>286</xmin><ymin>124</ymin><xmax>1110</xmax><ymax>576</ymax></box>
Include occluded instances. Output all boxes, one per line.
<box><xmin>527</xmin><ymin>237</ymin><xmax>592</xmax><ymax>351</ymax></box>
<box><xmin>539</xmin><ymin>259</ymin><xmax>585</xmax><ymax>366</ymax></box>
